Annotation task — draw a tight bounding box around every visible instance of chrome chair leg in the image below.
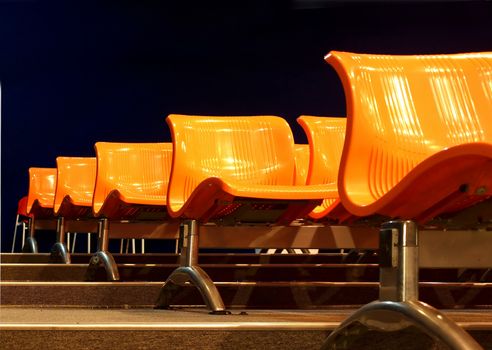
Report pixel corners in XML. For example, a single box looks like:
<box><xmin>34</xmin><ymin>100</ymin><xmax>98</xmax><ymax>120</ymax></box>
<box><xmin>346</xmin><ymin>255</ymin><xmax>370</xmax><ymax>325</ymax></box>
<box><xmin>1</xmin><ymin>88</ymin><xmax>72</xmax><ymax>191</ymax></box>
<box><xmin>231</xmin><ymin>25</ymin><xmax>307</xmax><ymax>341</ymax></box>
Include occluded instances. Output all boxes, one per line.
<box><xmin>50</xmin><ymin>217</ymin><xmax>71</xmax><ymax>264</ymax></box>
<box><xmin>71</xmin><ymin>232</ymin><xmax>77</xmax><ymax>253</ymax></box>
<box><xmin>156</xmin><ymin>220</ymin><xmax>229</xmax><ymax>314</ymax></box>
<box><xmin>21</xmin><ymin>221</ymin><xmax>26</xmax><ymax>250</ymax></box>
<box><xmin>321</xmin><ymin>220</ymin><xmax>481</xmax><ymax>350</ymax></box>
<box><xmin>86</xmin><ymin>218</ymin><xmax>119</xmax><ymax>281</ymax></box>
<box><xmin>87</xmin><ymin>232</ymin><xmax>92</xmax><ymax>254</ymax></box>
<box><xmin>11</xmin><ymin>214</ymin><xmax>20</xmax><ymax>253</ymax></box>
<box><xmin>22</xmin><ymin>218</ymin><xmax>38</xmax><ymax>253</ymax></box>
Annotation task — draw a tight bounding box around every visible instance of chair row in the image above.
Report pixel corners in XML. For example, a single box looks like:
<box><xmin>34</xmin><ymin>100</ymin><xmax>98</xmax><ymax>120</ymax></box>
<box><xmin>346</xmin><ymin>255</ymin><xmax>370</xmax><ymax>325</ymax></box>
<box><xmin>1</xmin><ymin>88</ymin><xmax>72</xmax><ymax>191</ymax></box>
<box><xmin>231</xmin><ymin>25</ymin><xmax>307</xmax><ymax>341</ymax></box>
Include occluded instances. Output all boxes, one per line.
<box><xmin>16</xmin><ymin>50</ymin><xmax>492</xmax><ymax>349</ymax></box>
<box><xmin>20</xmin><ymin>115</ymin><xmax>346</xmax><ymax>263</ymax></box>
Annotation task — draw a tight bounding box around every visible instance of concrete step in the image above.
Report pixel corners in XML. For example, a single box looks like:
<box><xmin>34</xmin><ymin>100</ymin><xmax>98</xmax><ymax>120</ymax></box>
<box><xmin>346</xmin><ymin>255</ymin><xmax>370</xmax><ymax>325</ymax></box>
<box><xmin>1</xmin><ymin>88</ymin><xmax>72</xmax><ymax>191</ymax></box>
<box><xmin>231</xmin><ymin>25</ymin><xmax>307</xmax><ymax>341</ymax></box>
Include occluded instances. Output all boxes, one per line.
<box><xmin>1</xmin><ymin>307</ymin><xmax>491</xmax><ymax>350</ymax></box>
<box><xmin>1</xmin><ymin>281</ymin><xmax>491</xmax><ymax>309</ymax></box>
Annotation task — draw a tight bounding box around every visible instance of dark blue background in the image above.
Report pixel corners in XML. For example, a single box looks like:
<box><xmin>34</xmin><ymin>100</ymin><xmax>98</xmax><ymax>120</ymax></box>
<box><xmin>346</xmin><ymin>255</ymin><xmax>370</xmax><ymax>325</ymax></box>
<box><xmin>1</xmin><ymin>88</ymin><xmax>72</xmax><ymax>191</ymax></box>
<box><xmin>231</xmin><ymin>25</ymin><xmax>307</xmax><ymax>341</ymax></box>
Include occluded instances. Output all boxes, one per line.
<box><xmin>2</xmin><ymin>0</ymin><xmax>492</xmax><ymax>252</ymax></box>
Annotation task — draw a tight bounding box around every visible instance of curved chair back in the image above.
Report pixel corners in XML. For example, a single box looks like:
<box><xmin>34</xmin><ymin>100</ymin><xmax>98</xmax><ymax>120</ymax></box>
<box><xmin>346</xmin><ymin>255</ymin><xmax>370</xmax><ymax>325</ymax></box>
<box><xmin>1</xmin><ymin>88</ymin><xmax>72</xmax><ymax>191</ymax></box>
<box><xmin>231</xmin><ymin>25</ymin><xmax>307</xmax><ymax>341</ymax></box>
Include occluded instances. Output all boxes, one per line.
<box><xmin>326</xmin><ymin>51</ymin><xmax>492</xmax><ymax>220</ymax></box>
<box><xmin>293</xmin><ymin>144</ymin><xmax>309</xmax><ymax>185</ymax></box>
<box><xmin>27</xmin><ymin>167</ymin><xmax>57</xmax><ymax>217</ymax></box>
<box><xmin>165</xmin><ymin>114</ymin><xmax>332</xmax><ymax>223</ymax></box>
<box><xmin>54</xmin><ymin>157</ymin><xmax>97</xmax><ymax>218</ymax></box>
<box><xmin>92</xmin><ymin>142</ymin><xmax>173</xmax><ymax>218</ymax></box>
<box><xmin>297</xmin><ymin>116</ymin><xmax>346</xmax><ymax>219</ymax></box>
<box><xmin>166</xmin><ymin>115</ymin><xmax>298</xmax><ymax>216</ymax></box>
<box><xmin>17</xmin><ymin>196</ymin><xmax>29</xmax><ymax>217</ymax></box>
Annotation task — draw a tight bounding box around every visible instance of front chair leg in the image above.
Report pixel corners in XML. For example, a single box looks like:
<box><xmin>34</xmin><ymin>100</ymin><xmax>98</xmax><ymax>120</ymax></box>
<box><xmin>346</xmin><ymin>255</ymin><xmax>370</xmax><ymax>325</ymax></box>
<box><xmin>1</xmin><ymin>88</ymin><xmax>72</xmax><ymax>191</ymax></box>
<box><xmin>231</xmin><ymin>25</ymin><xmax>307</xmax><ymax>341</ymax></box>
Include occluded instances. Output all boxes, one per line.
<box><xmin>321</xmin><ymin>220</ymin><xmax>481</xmax><ymax>350</ymax></box>
<box><xmin>50</xmin><ymin>217</ymin><xmax>71</xmax><ymax>264</ymax></box>
<box><xmin>322</xmin><ymin>300</ymin><xmax>482</xmax><ymax>350</ymax></box>
<box><xmin>156</xmin><ymin>220</ymin><xmax>229</xmax><ymax>314</ymax></box>
<box><xmin>22</xmin><ymin>218</ymin><xmax>38</xmax><ymax>253</ymax></box>
<box><xmin>85</xmin><ymin>218</ymin><xmax>119</xmax><ymax>281</ymax></box>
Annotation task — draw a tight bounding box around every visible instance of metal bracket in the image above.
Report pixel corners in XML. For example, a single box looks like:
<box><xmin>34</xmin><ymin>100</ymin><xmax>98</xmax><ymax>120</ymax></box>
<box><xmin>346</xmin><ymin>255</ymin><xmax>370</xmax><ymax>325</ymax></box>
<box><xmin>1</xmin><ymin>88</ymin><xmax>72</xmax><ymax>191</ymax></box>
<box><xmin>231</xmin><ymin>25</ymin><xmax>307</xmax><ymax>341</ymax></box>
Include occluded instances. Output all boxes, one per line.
<box><xmin>156</xmin><ymin>220</ymin><xmax>230</xmax><ymax>314</ymax></box>
<box><xmin>322</xmin><ymin>220</ymin><xmax>482</xmax><ymax>350</ymax></box>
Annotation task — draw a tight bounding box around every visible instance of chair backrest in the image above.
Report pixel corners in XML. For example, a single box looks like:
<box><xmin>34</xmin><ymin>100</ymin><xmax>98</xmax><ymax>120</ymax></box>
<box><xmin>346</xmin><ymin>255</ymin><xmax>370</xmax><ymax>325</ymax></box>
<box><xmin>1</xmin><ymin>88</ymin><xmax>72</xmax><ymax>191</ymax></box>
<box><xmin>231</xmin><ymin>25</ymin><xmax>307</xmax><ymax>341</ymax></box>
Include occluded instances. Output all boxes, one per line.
<box><xmin>297</xmin><ymin>116</ymin><xmax>346</xmax><ymax>219</ymax></box>
<box><xmin>293</xmin><ymin>144</ymin><xmax>309</xmax><ymax>185</ymax></box>
<box><xmin>326</xmin><ymin>51</ymin><xmax>492</xmax><ymax>212</ymax></box>
<box><xmin>166</xmin><ymin>114</ymin><xmax>297</xmax><ymax>214</ymax></box>
<box><xmin>92</xmin><ymin>142</ymin><xmax>173</xmax><ymax>216</ymax></box>
<box><xmin>17</xmin><ymin>196</ymin><xmax>29</xmax><ymax>217</ymax></box>
<box><xmin>54</xmin><ymin>157</ymin><xmax>97</xmax><ymax>216</ymax></box>
<box><xmin>297</xmin><ymin>116</ymin><xmax>346</xmax><ymax>187</ymax></box>
<box><xmin>27</xmin><ymin>167</ymin><xmax>57</xmax><ymax>214</ymax></box>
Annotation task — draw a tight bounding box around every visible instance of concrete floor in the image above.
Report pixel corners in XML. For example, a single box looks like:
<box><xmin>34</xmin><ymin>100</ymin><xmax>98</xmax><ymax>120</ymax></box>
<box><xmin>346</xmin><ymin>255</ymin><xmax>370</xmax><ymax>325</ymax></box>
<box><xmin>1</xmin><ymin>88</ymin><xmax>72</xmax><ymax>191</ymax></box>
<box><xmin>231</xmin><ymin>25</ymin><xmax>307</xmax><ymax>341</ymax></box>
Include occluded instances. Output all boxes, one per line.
<box><xmin>1</xmin><ymin>307</ymin><xmax>492</xmax><ymax>349</ymax></box>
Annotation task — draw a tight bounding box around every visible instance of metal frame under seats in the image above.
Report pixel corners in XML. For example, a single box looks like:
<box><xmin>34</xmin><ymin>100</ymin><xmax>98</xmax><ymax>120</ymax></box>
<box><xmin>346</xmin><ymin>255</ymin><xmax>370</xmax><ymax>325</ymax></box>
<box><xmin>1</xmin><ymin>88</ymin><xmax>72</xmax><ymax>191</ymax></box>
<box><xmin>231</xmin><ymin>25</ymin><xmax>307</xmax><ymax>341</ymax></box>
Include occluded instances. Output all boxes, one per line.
<box><xmin>156</xmin><ymin>114</ymin><xmax>336</xmax><ymax>314</ymax></box>
<box><xmin>321</xmin><ymin>51</ymin><xmax>492</xmax><ymax>349</ymax></box>
<box><xmin>322</xmin><ymin>220</ymin><xmax>487</xmax><ymax>350</ymax></box>
<box><xmin>86</xmin><ymin>142</ymin><xmax>176</xmax><ymax>281</ymax></box>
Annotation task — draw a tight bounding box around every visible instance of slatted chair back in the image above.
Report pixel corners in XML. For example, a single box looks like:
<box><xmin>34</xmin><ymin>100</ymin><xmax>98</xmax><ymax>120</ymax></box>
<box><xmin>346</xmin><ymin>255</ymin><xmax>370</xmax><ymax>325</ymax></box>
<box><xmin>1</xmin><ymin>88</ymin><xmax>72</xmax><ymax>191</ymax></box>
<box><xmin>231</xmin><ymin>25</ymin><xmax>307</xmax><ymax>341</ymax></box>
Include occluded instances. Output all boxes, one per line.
<box><xmin>165</xmin><ymin>114</ymin><xmax>331</xmax><ymax>224</ymax></box>
<box><xmin>297</xmin><ymin>116</ymin><xmax>346</xmax><ymax>220</ymax></box>
<box><xmin>54</xmin><ymin>157</ymin><xmax>96</xmax><ymax>218</ymax></box>
<box><xmin>293</xmin><ymin>144</ymin><xmax>310</xmax><ymax>185</ymax></box>
<box><xmin>92</xmin><ymin>142</ymin><xmax>173</xmax><ymax>219</ymax></box>
<box><xmin>326</xmin><ymin>51</ymin><xmax>492</xmax><ymax>221</ymax></box>
<box><xmin>27</xmin><ymin>167</ymin><xmax>57</xmax><ymax>218</ymax></box>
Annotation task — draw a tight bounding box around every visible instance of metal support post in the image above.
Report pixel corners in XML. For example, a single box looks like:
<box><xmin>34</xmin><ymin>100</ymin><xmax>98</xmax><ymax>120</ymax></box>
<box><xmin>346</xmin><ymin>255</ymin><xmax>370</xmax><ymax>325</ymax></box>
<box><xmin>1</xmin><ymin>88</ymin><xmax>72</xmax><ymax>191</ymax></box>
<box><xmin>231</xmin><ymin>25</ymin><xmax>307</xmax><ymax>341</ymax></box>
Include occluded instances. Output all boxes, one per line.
<box><xmin>156</xmin><ymin>220</ymin><xmax>229</xmax><ymax>314</ymax></box>
<box><xmin>321</xmin><ymin>220</ymin><xmax>482</xmax><ymax>350</ymax></box>
<box><xmin>86</xmin><ymin>218</ymin><xmax>119</xmax><ymax>281</ymax></box>
<box><xmin>22</xmin><ymin>217</ymin><xmax>38</xmax><ymax>253</ymax></box>
<box><xmin>50</xmin><ymin>217</ymin><xmax>71</xmax><ymax>263</ymax></box>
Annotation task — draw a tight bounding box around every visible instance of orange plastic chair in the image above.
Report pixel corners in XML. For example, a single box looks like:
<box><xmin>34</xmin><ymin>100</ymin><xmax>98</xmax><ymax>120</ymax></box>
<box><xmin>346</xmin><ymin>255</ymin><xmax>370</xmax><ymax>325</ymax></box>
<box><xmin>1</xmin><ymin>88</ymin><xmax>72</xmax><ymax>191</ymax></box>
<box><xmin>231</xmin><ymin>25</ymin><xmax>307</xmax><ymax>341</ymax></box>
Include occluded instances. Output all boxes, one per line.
<box><xmin>11</xmin><ymin>196</ymin><xmax>29</xmax><ymax>252</ymax></box>
<box><xmin>293</xmin><ymin>144</ymin><xmax>310</xmax><ymax>185</ymax></box>
<box><xmin>24</xmin><ymin>168</ymin><xmax>57</xmax><ymax>252</ymax></box>
<box><xmin>54</xmin><ymin>157</ymin><xmax>96</xmax><ymax>218</ymax></box>
<box><xmin>322</xmin><ymin>51</ymin><xmax>492</xmax><ymax>350</ymax></box>
<box><xmin>27</xmin><ymin>167</ymin><xmax>57</xmax><ymax>218</ymax></box>
<box><xmin>92</xmin><ymin>142</ymin><xmax>172</xmax><ymax>219</ymax></box>
<box><xmin>297</xmin><ymin>116</ymin><xmax>347</xmax><ymax>221</ymax></box>
<box><xmin>158</xmin><ymin>114</ymin><xmax>334</xmax><ymax>313</ymax></box>
<box><xmin>88</xmin><ymin>142</ymin><xmax>173</xmax><ymax>280</ymax></box>
<box><xmin>165</xmin><ymin>115</ymin><xmax>330</xmax><ymax>222</ymax></box>
<box><xmin>326</xmin><ymin>51</ymin><xmax>492</xmax><ymax>222</ymax></box>
<box><xmin>50</xmin><ymin>157</ymin><xmax>97</xmax><ymax>263</ymax></box>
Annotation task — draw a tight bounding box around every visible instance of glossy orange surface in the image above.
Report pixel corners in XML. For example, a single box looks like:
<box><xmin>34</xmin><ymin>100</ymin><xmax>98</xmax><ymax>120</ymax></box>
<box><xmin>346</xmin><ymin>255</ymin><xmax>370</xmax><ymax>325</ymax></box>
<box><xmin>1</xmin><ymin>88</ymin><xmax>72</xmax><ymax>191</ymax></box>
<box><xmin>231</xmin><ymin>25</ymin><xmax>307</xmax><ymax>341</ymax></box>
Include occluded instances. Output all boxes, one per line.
<box><xmin>27</xmin><ymin>167</ymin><xmax>57</xmax><ymax>218</ymax></box>
<box><xmin>92</xmin><ymin>142</ymin><xmax>172</xmax><ymax>218</ymax></box>
<box><xmin>293</xmin><ymin>144</ymin><xmax>309</xmax><ymax>185</ymax></box>
<box><xmin>297</xmin><ymin>116</ymin><xmax>346</xmax><ymax>220</ymax></box>
<box><xmin>54</xmin><ymin>157</ymin><xmax>96</xmax><ymax>218</ymax></box>
<box><xmin>166</xmin><ymin>114</ymin><xmax>334</xmax><ymax>223</ymax></box>
<box><xmin>326</xmin><ymin>51</ymin><xmax>492</xmax><ymax>221</ymax></box>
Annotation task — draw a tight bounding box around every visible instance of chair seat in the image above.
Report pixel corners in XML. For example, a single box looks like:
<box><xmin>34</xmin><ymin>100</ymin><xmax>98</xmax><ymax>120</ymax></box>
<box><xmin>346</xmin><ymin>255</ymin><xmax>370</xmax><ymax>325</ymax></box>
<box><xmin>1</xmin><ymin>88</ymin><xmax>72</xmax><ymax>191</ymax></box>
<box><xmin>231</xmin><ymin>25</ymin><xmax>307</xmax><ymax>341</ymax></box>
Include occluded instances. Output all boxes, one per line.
<box><xmin>27</xmin><ymin>167</ymin><xmax>57</xmax><ymax>219</ymax></box>
<box><xmin>326</xmin><ymin>51</ymin><xmax>492</xmax><ymax>223</ymax></box>
<box><xmin>28</xmin><ymin>201</ymin><xmax>55</xmax><ymax>219</ymax></box>
<box><xmin>92</xmin><ymin>142</ymin><xmax>172</xmax><ymax>220</ymax></box>
<box><xmin>56</xmin><ymin>197</ymin><xmax>93</xmax><ymax>218</ymax></box>
<box><xmin>342</xmin><ymin>143</ymin><xmax>492</xmax><ymax>221</ymax></box>
<box><xmin>168</xmin><ymin>176</ymin><xmax>334</xmax><ymax>222</ymax></box>
<box><xmin>54</xmin><ymin>157</ymin><xmax>97</xmax><ymax>219</ymax></box>
<box><xmin>96</xmin><ymin>189</ymin><xmax>168</xmax><ymax>220</ymax></box>
<box><xmin>165</xmin><ymin>114</ymin><xmax>339</xmax><ymax>224</ymax></box>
